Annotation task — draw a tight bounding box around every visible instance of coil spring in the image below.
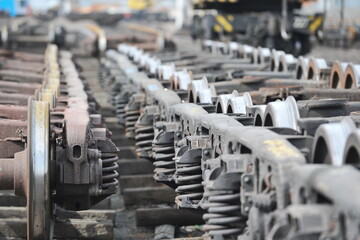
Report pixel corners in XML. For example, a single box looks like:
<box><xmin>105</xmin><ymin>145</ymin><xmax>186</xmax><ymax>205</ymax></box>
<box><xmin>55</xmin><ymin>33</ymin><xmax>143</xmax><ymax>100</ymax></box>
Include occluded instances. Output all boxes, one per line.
<box><xmin>202</xmin><ymin>188</ymin><xmax>243</xmax><ymax>238</ymax></box>
<box><xmin>112</xmin><ymin>84</ymin><xmax>133</xmax><ymax>125</ymax></box>
<box><xmin>175</xmin><ymin>163</ymin><xmax>203</xmax><ymax>207</ymax></box>
<box><xmin>135</xmin><ymin>121</ymin><xmax>154</xmax><ymax>158</ymax></box>
<box><xmin>98</xmin><ymin>63</ymin><xmax>107</xmax><ymax>87</ymax></box>
<box><xmin>124</xmin><ymin>105</ymin><xmax>141</xmax><ymax>138</ymax></box>
<box><xmin>153</xmin><ymin>130</ymin><xmax>176</xmax><ymax>182</ymax></box>
<box><xmin>109</xmin><ymin>74</ymin><xmax>127</xmax><ymax>104</ymax></box>
<box><xmin>101</xmin><ymin>153</ymin><xmax>119</xmax><ymax>190</ymax></box>
<box><xmin>114</xmin><ymin>96</ymin><xmax>128</xmax><ymax>124</ymax></box>
<box><xmin>111</xmin><ymin>82</ymin><xmax>121</xmax><ymax>104</ymax></box>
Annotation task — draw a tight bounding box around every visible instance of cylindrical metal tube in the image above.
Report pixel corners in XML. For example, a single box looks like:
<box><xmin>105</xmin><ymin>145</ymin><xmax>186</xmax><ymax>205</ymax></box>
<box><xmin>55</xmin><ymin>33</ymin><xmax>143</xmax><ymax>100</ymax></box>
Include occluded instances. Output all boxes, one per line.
<box><xmin>0</xmin><ymin>158</ymin><xmax>14</xmax><ymax>190</ymax></box>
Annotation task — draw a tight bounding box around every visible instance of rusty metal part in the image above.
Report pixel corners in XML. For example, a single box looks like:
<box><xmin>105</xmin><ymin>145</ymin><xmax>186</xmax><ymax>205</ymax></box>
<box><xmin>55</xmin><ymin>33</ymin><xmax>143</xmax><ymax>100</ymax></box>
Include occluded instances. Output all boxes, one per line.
<box><xmin>330</xmin><ymin>61</ymin><xmax>348</xmax><ymax>88</ymax></box>
<box><xmin>0</xmin><ymin>49</ymin><xmax>44</xmax><ymax>62</ymax></box>
<box><xmin>0</xmin><ymin>69</ymin><xmax>43</xmax><ymax>83</ymax></box>
<box><xmin>0</xmin><ymin>158</ymin><xmax>14</xmax><ymax>190</ymax></box>
<box><xmin>307</xmin><ymin>57</ymin><xmax>330</xmax><ymax>81</ymax></box>
<box><xmin>343</xmin><ymin>63</ymin><xmax>360</xmax><ymax>89</ymax></box>
<box><xmin>0</xmin><ymin>80</ymin><xmax>40</xmax><ymax>95</ymax></box>
<box><xmin>0</xmin><ymin>118</ymin><xmax>26</xmax><ymax>158</ymax></box>
<box><xmin>0</xmin><ymin>43</ymin><xmax>119</xmax><ymax>240</ymax></box>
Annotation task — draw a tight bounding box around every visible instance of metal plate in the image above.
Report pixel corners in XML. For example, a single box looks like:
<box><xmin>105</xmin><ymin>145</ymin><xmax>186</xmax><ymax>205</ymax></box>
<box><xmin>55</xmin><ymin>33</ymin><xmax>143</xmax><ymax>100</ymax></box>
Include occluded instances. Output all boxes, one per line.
<box><xmin>27</xmin><ymin>97</ymin><xmax>53</xmax><ymax>240</ymax></box>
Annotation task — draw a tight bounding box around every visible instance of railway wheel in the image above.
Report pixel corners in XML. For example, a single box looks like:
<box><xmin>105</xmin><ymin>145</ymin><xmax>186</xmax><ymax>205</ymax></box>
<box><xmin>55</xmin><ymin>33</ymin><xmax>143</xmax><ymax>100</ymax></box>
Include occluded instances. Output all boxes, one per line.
<box><xmin>27</xmin><ymin>97</ymin><xmax>54</xmax><ymax>240</ymax></box>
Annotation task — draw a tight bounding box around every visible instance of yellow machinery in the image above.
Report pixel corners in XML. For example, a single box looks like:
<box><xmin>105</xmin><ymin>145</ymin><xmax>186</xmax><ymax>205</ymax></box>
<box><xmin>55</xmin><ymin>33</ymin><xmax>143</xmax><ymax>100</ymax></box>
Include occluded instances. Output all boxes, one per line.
<box><xmin>128</xmin><ymin>0</ymin><xmax>153</xmax><ymax>10</ymax></box>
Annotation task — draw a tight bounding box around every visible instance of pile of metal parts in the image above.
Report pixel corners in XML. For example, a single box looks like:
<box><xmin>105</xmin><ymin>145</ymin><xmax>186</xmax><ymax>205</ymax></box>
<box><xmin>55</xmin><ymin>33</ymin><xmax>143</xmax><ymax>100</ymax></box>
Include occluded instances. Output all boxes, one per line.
<box><xmin>103</xmin><ymin>39</ymin><xmax>360</xmax><ymax>240</ymax></box>
<box><xmin>0</xmin><ymin>16</ymin><xmax>107</xmax><ymax>57</ymax></box>
<box><xmin>0</xmin><ymin>17</ymin><xmax>55</xmax><ymax>50</ymax></box>
<box><xmin>0</xmin><ymin>44</ymin><xmax>118</xmax><ymax>239</ymax></box>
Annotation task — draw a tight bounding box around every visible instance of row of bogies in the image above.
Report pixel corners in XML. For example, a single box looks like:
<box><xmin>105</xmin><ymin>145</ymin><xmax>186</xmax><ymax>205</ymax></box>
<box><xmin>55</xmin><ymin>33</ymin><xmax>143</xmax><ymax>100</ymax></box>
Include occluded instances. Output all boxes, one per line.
<box><xmin>202</xmin><ymin>40</ymin><xmax>360</xmax><ymax>89</ymax></box>
<box><xmin>115</xmin><ymin>42</ymin><xmax>360</xmax><ymax>109</ymax></box>
<box><xmin>111</xmin><ymin>42</ymin><xmax>360</xmax><ymax>168</ymax></box>
<box><xmin>153</xmin><ymin>102</ymin><xmax>360</xmax><ymax>240</ymax></box>
<box><xmin>111</xmin><ymin>42</ymin><xmax>360</xmax><ymax>167</ymax></box>
<box><xmin>104</xmin><ymin>42</ymin><xmax>360</xmax><ymax>240</ymax></box>
<box><xmin>0</xmin><ymin>45</ymin><xmax>118</xmax><ymax>239</ymax></box>
<box><xmin>109</xmin><ymin>41</ymin><xmax>360</xmax><ymax>147</ymax></box>
<box><xmin>1</xmin><ymin>17</ymin><xmax>107</xmax><ymax>57</ymax></box>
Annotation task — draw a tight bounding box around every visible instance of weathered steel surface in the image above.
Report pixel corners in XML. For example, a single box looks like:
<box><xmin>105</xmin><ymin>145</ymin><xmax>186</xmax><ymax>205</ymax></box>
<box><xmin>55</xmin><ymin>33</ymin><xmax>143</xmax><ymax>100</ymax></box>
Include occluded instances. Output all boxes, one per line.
<box><xmin>0</xmin><ymin>42</ymin><xmax>119</xmax><ymax>239</ymax></box>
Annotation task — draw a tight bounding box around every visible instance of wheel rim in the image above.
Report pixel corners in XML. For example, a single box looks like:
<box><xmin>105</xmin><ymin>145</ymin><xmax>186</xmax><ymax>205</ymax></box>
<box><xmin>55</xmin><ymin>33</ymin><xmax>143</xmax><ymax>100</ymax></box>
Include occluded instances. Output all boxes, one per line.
<box><xmin>27</xmin><ymin>97</ymin><xmax>53</xmax><ymax>240</ymax></box>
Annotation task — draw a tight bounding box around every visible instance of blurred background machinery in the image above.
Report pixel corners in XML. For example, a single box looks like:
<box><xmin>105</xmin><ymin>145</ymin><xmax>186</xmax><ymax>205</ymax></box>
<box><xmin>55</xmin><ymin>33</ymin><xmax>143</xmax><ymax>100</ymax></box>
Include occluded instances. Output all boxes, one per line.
<box><xmin>1</xmin><ymin>0</ymin><xmax>358</xmax><ymax>53</ymax></box>
<box><xmin>190</xmin><ymin>0</ymin><xmax>324</xmax><ymax>56</ymax></box>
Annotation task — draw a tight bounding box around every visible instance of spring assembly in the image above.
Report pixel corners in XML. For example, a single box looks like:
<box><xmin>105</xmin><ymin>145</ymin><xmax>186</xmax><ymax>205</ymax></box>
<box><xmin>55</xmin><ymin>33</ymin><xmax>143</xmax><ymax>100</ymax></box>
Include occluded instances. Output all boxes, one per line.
<box><xmin>202</xmin><ymin>189</ymin><xmax>243</xmax><ymax>238</ymax></box>
<box><xmin>135</xmin><ymin>118</ymin><xmax>155</xmax><ymax>159</ymax></box>
<box><xmin>105</xmin><ymin>64</ymin><xmax>125</xmax><ymax>103</ymax></box>
<box><xmin>108</xmin><ymin>70</ymin><xmax>134</xmax><ymax>124</ymax></box>
<box><xmin>175</xmin><ymin>162</ymin><xmax>203</xmax><ymax>208</ymax></box>
<box><xmin>110</xmin><ymin>82</ymin><xmax>120</xmax><ymax>105</ymax></box>
<box><xmin>124</xmin><ymin>101</ymin><xmax>142</xmax><ymax>139</ymax></box>
<box><xmin>101</xmin><ymin>152</ymin><xmax>119</xmax><ymax>190</ymax></box>
<box><xmin>153</xmin><ymin>129</ymin><xmax>177</xmax><ymax>183</ymax></box>
<box><xmin>98</xmin><ymin>62</ymin><xmax>109</xmax><ymax>88</ymax></box>
<box><xmin>114</xmin><ymin>92</ymin><xmax>131</xmax><ymax>125</ymax></box>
